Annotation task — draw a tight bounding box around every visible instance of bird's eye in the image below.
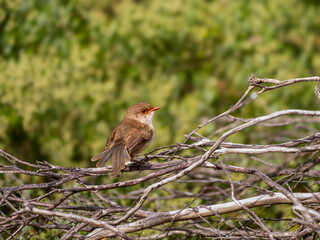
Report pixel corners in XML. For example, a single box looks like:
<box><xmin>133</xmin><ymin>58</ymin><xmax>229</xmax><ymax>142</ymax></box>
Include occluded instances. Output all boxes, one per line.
<box><xmin>141</xmin><ymin>109</ymin><xmax>146</xmax><ymax>113</ymax></box>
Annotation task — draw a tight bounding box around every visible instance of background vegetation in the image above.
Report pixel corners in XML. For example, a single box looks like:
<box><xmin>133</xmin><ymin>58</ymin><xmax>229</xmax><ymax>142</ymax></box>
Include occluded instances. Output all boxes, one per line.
<box><xmin>1</xmin><ymin>0</ymin><xmax>320</xmax><ymax>239</ymax></box>
<box><xmin>0</xmin><ymin>0</ymin><xmax>319</xmax><ymax>166</ymax></box>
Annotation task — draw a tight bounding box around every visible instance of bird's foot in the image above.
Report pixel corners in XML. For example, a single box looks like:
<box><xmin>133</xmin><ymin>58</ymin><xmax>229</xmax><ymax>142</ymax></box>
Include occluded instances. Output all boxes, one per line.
<box><xmin>131</xmin><ymin>155</ymin><xmax>147</xmax><ymax>163</ymax></box>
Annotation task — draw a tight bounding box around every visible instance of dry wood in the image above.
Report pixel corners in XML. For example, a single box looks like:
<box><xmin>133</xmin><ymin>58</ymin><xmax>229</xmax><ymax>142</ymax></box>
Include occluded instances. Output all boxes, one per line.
<box><xmin>1</xmin><ymin>76</ymin><xmax>320</xmax><ymax>239</ymax></box>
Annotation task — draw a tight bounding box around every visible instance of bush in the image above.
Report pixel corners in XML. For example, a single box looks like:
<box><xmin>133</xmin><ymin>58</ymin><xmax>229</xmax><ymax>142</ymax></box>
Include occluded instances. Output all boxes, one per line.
<box><xmin>0</xmin><ymin>0</ymin><xmax>319</xmax><ymax>166</ymax></box>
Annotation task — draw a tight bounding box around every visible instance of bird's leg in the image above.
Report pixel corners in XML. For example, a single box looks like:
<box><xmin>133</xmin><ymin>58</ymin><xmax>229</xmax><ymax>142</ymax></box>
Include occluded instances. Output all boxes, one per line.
<box><xmin>127</xmin><ymin>154</ymin><xmax>146</xmax><ymax>170</ymax></box>
<box><xmin>131</xmin><ymin>154</ymin><xmax>146</xmax><ymax>163</ymax></box>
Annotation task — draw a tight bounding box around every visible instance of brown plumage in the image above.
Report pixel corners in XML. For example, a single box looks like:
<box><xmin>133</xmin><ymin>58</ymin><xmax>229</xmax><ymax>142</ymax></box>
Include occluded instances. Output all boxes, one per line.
<box><xmin>91</xmin><ymin>103</ymin><xmax>160</xmax><ymax>178</ymax></box>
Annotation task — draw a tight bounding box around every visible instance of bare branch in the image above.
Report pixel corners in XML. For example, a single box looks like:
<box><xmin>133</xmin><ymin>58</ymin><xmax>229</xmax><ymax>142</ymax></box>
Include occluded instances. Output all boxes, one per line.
<box><xmin>1</xmin><ymin>75</ymin><xmax>320</xmax><ymax>239</ymax></box>
<box><xmin>86</xmin><ymin>192</ymin><xmax>320</xmax><ymax>238</ymax></box>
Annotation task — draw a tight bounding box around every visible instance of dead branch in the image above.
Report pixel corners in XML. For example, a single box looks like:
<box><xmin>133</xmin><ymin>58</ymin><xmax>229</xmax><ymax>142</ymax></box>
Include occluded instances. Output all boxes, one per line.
<box><xmin>1</xmin><ymin>76</ymin><xmax>320</xmax><ymax>239</ymax></box>
<box><xmin>86</xmin><ymin>192</ymin><xmax>320</xmax><ymax>239</ymax></box>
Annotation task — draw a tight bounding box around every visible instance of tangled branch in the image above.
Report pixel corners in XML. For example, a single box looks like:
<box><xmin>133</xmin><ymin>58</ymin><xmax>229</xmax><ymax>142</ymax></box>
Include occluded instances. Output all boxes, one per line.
<box><xmin>1</xmin><ymin>76</ymin><xmax>320</xmax><ymax>239</ymax></box>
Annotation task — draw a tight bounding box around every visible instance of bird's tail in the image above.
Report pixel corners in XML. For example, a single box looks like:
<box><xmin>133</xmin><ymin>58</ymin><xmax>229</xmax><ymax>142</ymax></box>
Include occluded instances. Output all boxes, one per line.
<box><xmin>91</xmin><ymin>144</ymin><xmax>130</xmax><ymax>178</ymax></box>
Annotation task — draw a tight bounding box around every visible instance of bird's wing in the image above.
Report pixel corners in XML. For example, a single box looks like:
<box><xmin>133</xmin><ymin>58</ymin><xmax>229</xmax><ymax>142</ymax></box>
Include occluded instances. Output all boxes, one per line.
<box><xmin>125</xmin><ymin>127</ymin><xmax>153</xmax><ymax>155</ymax></box>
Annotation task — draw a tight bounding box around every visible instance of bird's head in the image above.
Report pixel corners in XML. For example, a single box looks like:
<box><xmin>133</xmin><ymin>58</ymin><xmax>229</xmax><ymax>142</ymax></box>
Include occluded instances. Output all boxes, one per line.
<box><xmin>124</xmin><ymin>102</ymin><xmax>160</xmax><ymax>126</ymax></box>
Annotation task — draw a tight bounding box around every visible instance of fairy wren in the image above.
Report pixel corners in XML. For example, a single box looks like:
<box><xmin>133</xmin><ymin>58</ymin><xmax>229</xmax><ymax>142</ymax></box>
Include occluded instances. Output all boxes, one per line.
<box><xmin>91</xmin><ymin>103</ymin><xmax>160</xmax><ymax>178</ymax></box>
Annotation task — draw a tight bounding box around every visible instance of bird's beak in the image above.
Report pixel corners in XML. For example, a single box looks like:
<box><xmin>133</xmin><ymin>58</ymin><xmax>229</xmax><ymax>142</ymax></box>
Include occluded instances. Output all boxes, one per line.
<box><xmin>150</xmin><ymin>106</ymin><xmax>160</xmax><ymax>112</ymax></box>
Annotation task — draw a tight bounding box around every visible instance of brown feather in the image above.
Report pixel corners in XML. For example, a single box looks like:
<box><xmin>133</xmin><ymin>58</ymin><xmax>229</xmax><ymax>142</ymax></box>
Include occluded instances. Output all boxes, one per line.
<box><xmin>110</xmin><ymin>144</ymin><xmax>130</xmax><ymax>178</ymax></box>
<box><xmin>90</xmin><ymin>103</ymin><xmax>159</xmax><ymax>178</ymax></box>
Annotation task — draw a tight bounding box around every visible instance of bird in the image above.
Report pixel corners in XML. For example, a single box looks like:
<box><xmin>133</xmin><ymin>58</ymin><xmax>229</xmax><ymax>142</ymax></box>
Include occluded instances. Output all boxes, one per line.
<box><xmin>91</xmin><ymin>103</ymin><xmax>160</xmax><ymax>178</ymax></box>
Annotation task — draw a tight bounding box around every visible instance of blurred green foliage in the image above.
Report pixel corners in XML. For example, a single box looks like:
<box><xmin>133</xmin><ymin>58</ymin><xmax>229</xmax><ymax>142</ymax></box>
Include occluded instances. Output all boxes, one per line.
<box><xmin>0</xmin><ymin>0</ymin><xmax>320</xmax><ymax>166</ymax></box>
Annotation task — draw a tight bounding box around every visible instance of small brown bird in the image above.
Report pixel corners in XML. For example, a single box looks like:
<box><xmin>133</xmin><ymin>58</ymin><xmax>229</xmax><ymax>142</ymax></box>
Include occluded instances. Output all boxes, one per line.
<box><xmin>91</xmin><ymin>103</ymin><xmax>160</xmax><ymax>178</ymax></box>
